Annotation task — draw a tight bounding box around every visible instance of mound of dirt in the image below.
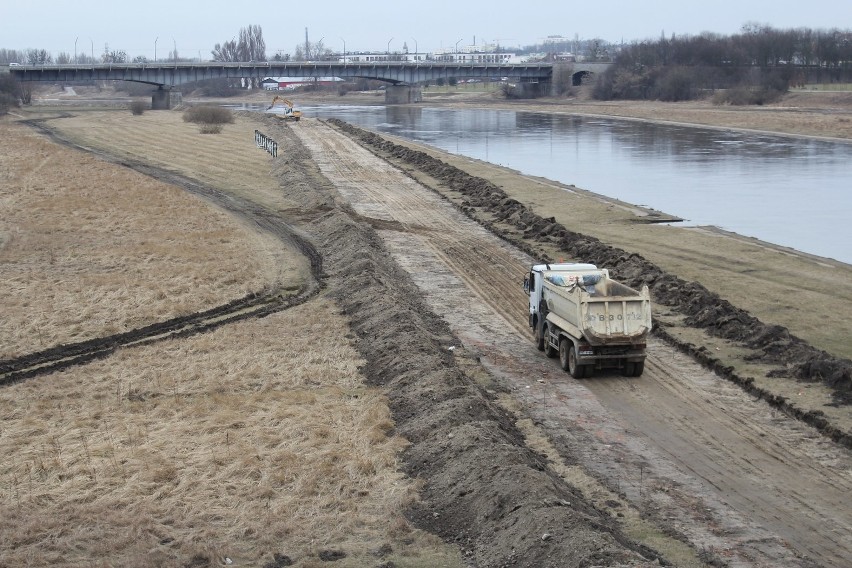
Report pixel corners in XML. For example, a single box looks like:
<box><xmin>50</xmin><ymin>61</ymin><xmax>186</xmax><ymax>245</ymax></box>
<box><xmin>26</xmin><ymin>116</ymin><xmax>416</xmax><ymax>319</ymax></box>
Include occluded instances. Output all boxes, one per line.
<box><xmin>266</xmin><ymin>118</ymin><xmax>662</xmax><ymax>567</ymax></box>
<box><xmin>327</xmin><ymin>118</ymin><xmax>852</xmax><ymax>446</ymax></box>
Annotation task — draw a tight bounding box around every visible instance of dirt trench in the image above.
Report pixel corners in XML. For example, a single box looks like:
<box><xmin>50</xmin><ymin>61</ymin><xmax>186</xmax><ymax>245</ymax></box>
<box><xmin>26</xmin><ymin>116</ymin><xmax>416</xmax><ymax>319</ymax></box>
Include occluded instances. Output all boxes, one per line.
<box><xmin>259</xmin><ymin>116</ymin><xmax>662</xmax><ymax>567</ymax></box>
<box><xmin>280</xmin><ymin>117</ymin><xmax>852</xmax><ymax>567</ymax></box>
<box><xmin>326</xmin><ymin>118</ymin><xmax>852</xmax><ymax>446</ymax></box>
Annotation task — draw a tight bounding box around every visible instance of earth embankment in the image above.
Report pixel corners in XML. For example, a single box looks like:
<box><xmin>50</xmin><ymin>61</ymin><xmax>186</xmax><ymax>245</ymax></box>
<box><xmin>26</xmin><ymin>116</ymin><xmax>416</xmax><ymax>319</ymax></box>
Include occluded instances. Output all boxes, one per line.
<box><xmin>327</xmin><ymin>118</ymin><xmax>852</xmax><ymax>444</ymax></box>
<box><xmin>283</xmin><ymin>116</ymin><xmax>852</xmax><ymax>567</ymax></box>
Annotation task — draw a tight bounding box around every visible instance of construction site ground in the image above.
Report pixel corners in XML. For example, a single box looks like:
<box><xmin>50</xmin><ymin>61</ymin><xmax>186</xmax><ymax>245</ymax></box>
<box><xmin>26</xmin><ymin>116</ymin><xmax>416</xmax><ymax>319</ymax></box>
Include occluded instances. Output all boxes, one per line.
<box><xmin>1</xmin><ymin>90</ymin><xmax>851</xmax><ymax>567</ymax></box>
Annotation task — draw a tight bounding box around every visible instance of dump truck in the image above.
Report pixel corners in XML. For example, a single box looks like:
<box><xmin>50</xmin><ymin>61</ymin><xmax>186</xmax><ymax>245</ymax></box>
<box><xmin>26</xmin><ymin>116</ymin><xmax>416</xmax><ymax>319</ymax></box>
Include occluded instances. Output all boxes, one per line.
<box><xmin>524</xmin><ymin>263</ymin><xmax>651</xmax><ymax>378</ymax></box>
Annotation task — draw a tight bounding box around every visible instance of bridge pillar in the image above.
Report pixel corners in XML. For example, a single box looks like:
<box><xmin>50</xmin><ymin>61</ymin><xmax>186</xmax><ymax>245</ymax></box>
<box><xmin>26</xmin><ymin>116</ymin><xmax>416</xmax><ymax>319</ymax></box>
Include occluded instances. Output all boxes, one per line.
<box><xmin>151</xmin><ymin>87</ymin><xmax>170</xmax><ymax>110</ymax></box>
<box><xmin>385</xmin><ymin>85</ymin><xmax>422</xmax><ymax>104</ymax></box>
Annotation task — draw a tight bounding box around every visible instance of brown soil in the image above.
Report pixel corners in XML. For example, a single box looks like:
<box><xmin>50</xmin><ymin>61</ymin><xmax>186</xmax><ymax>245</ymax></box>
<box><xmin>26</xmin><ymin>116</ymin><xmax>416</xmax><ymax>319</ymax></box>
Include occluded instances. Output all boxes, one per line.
<box><xmin>324</xmin><ymin>121</ymin><xmax>852</xmax><ymax>405</ymax></box>
<box><xmin>281</xmin><ymin>116</ymin><xmax>852</xmax><ymax>567</ymax></box>
<box><xmin>261</xmin><ymin>116</ymin><xmax>665</xmax><ymax>567</ymax></box>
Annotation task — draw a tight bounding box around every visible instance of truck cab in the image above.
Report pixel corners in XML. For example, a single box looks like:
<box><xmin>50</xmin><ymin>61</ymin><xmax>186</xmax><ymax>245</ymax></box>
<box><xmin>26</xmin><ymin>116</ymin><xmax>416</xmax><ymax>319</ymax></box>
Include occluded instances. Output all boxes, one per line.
<box><xmin>524</xmin><ymin>263</ymin><xmax>599</xmax><ymax>331</ymax></box>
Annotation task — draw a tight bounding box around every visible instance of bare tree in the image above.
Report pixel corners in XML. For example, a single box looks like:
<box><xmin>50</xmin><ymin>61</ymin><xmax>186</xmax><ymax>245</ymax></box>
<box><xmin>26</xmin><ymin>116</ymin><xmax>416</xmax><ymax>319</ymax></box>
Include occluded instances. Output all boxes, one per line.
<box><xmin>212</xmin><ymin>25</ymin><xmax>266</xmax><ymax>62</ymax></box>
<box><xmin>552</xmin><ymin>63</ymin><xmax>575</xmax><ymax>95</ymax></box>
<box><xmin>0</xmin><ymin>74</ymin><xmax>21</xmax><ymax>114</ymax></box>
<box><xmin>211</xmin><ymin>26</ymin><xmax>267</xmax><ymax>88</ymax></box>
<box><xmin>0</xmin><ymin>49</ymin><xmax>24</xmax><ymax>65</ymax></box>
<box><xmin>293</xmin><ymin>40</ymin><xmax>327</xmax><ymax>61</ymax></box>
<box><xmin>238</xmin><ymin>25</ymin><xmax>266</xmax><ymax>61</ymax></box>
<box><xmin>101</xmin><ymin>44</ymin><xmax>127</xmax><ymax>64</ymax></box>
<box><xmin>26</xmin><ymin>49</ymin><xmax>52</xmax><ymax>65</ymax></box>
<box><xmin>212</xmin><ymin>39</ymin><xmax>239</xmax><ymax>62</ymax></box>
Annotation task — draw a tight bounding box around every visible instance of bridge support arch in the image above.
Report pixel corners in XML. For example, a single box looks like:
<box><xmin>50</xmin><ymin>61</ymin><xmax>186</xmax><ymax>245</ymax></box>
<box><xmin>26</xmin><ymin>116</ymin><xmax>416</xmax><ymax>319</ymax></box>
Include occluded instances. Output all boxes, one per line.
<box><xmin>572</xmin><ymin>70</ymin><xmax>593</xmax><ymax>86</ymax></box>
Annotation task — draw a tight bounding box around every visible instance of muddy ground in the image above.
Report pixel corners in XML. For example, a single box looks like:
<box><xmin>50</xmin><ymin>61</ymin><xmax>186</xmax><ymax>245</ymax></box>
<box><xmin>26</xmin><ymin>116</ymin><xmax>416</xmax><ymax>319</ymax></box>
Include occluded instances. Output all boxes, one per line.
<box><xmin>324</xmin><ymin>119</ymin><xmax>852</xmax><ymax>427</ymax></box>
<box><xmin>261</xmin><ymin>115</ymin><xmax>852</xmax><ymax>567</ymax></box>
<box><xmin>258</xmin><ymin>116</ymin><xmax>667</xmax><ymax>568</ymax></box>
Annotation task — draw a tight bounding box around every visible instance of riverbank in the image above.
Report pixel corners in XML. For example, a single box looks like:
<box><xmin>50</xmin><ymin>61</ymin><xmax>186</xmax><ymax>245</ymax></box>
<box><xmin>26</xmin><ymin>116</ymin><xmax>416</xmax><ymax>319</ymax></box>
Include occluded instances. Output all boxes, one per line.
<box><xmin>211</xmin><ymin>86</ymin><xmax>852</xmax><ymax>141</ymax></box>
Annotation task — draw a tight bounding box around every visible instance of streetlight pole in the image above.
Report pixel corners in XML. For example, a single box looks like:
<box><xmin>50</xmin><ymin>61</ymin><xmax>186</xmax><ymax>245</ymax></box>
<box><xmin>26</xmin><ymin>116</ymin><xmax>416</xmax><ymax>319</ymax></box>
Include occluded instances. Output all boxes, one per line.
<box><xmin>155</xmin><ymin>36</ymin><xmax>158</xmax><ymax>62</ymax></box>
<box><xmin>387</xmin><ymin>37</ymin><xmax>394</xmax><ymax>56</ymax></box>
<box><xmin>340</xmin><ymin>37</ymin><xmax>345</xmax><ymax>63</ymax></box>
<box><xmin>90</xmin><ymin>38</ymin><xmax>94</xmax><ymax>64</ymax></box>
<box><xmin>172</xmin><ymin>38</ymin><xmax>176</xmax><ymax>64</ymax></box>
<box><xmin>74</xmin><ymin>37</ymin><xmax>78</xmax><ymax>64</ymax></box>
<box><xmin>411</xmin><ymin>37</ymin><xmax>417</xmax><ymax>62</ymax></box>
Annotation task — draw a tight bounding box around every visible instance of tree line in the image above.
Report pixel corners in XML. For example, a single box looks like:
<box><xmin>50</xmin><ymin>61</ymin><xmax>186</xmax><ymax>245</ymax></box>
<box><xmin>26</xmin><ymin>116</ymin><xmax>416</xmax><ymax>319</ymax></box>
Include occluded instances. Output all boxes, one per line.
<box><xmin>593</xmin><ymin>24</ymin><xmax>852</xmax><ymax>102</ymax></box>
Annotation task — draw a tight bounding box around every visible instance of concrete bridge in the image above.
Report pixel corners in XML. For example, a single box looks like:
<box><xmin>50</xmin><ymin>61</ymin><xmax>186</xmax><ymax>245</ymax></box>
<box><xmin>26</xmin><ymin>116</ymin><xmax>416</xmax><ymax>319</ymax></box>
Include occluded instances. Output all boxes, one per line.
<box><xmin>9</xmin><ymin>61</ymin><xmax>610</xmax><ymax>107</ymax></box>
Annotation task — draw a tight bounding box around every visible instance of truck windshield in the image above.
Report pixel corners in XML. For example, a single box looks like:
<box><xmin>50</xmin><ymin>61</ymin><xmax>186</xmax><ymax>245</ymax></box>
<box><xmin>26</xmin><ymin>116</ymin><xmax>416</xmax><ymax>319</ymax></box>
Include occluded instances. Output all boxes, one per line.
<box><xmin>545</xmin><ymin>273</ymin><xmax>602</xmax><ymax>287</ymax></box>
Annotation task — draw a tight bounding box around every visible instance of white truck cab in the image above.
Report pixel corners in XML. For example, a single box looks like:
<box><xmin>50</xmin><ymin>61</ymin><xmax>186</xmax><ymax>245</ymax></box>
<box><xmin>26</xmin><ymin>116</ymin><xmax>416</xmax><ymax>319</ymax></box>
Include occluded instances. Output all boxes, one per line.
<box><xmin>524</xmin><ymin>263</ymin><xmax>600</xmax><ymax>329</ymax></box>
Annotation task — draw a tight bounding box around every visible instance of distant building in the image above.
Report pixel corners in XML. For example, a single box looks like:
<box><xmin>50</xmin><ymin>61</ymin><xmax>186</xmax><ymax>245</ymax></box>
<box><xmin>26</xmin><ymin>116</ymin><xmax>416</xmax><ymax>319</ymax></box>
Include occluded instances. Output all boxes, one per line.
<box><xmin>432</xmin><ymin>44</ymin><xmax>516</xmax><ymax>64</ymax></box>
<box><xmin>542</xmin><ymin>35</ymin><xmax>571</xmax><ymax>45</ymax></box>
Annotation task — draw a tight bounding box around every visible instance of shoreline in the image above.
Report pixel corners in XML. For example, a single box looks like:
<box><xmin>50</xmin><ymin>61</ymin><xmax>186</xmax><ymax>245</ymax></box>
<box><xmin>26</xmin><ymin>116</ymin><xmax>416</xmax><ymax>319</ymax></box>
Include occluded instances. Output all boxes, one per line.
<box><xmin>260</xmin><ymin>89</ymin><xmax>852</xmax><ymax>265</ymax></box>
<box><xmin>366</xmin><ymin>117</ymin><xmax>849</xmax><ymax>269</ymax></box>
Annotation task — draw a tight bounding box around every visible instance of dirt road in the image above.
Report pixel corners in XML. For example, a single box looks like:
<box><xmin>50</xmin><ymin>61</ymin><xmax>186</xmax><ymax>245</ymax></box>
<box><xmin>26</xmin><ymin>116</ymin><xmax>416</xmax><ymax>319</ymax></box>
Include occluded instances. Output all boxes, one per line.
<box><xmin>292</xmin><ymin>119</ymin><xmax>852</xmax><ymax>567</ymax></box>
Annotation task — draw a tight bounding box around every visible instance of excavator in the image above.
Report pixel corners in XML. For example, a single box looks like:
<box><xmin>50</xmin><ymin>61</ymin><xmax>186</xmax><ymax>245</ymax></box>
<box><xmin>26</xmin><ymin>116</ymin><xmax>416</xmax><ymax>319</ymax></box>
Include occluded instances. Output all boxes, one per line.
<box><xmin>266</xmin><ymin>95</ymin><xmax>302</xmax><ymax>121</ymax></box>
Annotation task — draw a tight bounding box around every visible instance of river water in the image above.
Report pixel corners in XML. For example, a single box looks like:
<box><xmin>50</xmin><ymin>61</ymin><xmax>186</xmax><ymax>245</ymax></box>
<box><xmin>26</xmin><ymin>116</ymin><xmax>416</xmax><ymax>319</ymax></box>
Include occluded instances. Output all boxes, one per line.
<box><xmin>248</xmin><ymin>103</ymin><xmax>852</xmax><ymax>264</ymax></box>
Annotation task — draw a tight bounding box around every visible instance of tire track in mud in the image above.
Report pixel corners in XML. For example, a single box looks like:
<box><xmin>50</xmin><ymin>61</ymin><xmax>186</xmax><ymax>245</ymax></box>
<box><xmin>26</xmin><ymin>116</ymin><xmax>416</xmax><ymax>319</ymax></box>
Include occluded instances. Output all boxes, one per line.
<box><xmin>2</xmin><ymin>119</ymin><xmax>324</xmax><ymax>386</ymax></box>
<box><xmin>328</xmin><ymin>120</ymin><xmax>852</xmax><ymax>443</ymax></box>
<box><xmin>271</xmin><ymin>119</ymin><xmax>662</xmax><ymax>568</ymax></box>
<box><xmin>297</xmin><ymin>119</ymin><xmax>852</xmax><ymax>567</ymax></box>
<box><xmin>295</xmin><ymin>121</ymin><xmax>531</xmax><ymax>339</ymax></box>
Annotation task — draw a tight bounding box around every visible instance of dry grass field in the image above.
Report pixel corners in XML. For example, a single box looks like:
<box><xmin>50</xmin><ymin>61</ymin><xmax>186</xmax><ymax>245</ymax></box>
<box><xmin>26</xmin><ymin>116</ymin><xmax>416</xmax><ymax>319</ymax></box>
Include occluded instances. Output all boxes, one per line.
<box><xmin>0</xmin><ymin>121</ymin><xmax>300</xmax><ymax>358</ymax></box>
<box><xmin>45</xmin><ymin>108</ymin><xmax>303</xmax><ymax>212</ymax></box>
<box><xmin>0</xmin><ymin>112</ymin><xmax>461</xmax><ymax>567</ymax></box>
<box><xmin>0</xmin><ymin>300</ymin><xmax>457</xmax><ymax>567</ymax></box>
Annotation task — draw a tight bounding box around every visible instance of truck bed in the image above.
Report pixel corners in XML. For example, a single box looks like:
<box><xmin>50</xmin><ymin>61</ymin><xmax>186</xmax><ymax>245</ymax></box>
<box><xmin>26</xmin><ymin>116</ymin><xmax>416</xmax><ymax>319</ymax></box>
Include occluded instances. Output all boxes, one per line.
<box><xmin>543</xmin><ymin>275</ymin><xmax>651</xmax><ymax>345</ymax></box>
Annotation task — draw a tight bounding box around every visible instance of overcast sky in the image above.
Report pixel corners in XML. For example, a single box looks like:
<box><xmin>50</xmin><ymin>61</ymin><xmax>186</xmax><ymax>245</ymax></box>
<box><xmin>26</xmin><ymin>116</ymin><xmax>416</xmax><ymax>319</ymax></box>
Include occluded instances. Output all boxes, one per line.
<box><xmin>2</xmin><ymin>0</ymin><xmax>848</xmax><ymax>59</ymax></box>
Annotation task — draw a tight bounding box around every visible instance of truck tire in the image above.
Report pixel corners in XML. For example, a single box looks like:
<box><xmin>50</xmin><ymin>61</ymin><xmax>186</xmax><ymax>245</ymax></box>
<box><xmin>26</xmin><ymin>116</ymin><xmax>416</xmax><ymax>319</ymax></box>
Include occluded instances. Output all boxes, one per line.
<box><xmin>561</xmin><ymin>339</ymin><xmax>584</xmax><ymax>378</ymax></box>
<box><xmin>632</xmin><ymin>361</ymin><xmax>645</xmax><ymax>377</ymax></box>
<box><xmin>583</xmin><ymin>365</ymin><xmax>594</xmax><ymax>378</ymax></box>
<box><xmin>559</xmin><ymin>338</ymin><xmax>571</xmax><ymax>372</ymax></box>
<box><xmin>622</xmin><ymin>361</ymin><xmax>635</xmax><ymax>377</ymax></box>
<box><xmin>534</xmin><ymin>316</ymin><xmax>546</xmax><ymax>351</ymax></box>
<box><xmin>543</xmin><ymin>326</ymin><xmax>557</xmax><ymax>358</ymax></box>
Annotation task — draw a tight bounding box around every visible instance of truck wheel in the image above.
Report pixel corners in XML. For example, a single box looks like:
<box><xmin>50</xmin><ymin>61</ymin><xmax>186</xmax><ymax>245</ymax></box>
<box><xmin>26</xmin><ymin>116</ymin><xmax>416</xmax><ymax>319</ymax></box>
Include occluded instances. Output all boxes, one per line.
<box><xmin>562</xmin><ymin>340</ymin><xmax>583</xmax><ymax>378</ymax></box>
<box><xmin>559</xmin><ymin>338</ymin><xmax>570</xmax><ymax>372</ymax></box>
<box><xmin>632</xmin><ymin>361</ymin><xmax>645</xmax><ymax>377</ymax></box>
<box><xmin>535</xmin><ymin>322</ymin><xmax>545</xmax><ymax>351</ymax></box>
<box><xmin>622</xmin><ymin>362</ymin><xmax>635</xmax><ymax>377</ymax></box>
<box><xmin>583</xmin><ymin>365</ymin><xmax>594</xmax><ymax>378</ymax></box>
<box><xmin>543</xmin><ymin>326</ymin><xmax>557</xmax><ymax>358</ymax></box>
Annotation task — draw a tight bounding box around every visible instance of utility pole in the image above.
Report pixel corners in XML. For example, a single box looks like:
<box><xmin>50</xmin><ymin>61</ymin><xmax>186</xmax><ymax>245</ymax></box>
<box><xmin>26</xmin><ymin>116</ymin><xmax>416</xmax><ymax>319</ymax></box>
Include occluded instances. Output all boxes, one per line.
<box><xmin>305</xmin><ymin>27</ymin><xmax>309</xmax><ymax>60</ymax></box>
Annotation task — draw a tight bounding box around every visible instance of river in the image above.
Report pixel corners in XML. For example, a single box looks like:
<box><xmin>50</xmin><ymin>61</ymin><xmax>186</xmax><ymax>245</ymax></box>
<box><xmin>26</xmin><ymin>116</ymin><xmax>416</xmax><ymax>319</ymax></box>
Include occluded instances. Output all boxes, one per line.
<box><xmin>248</xmin><ymin>103</ymin><xmax>852</xmax><ymax>264</ymax></box>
